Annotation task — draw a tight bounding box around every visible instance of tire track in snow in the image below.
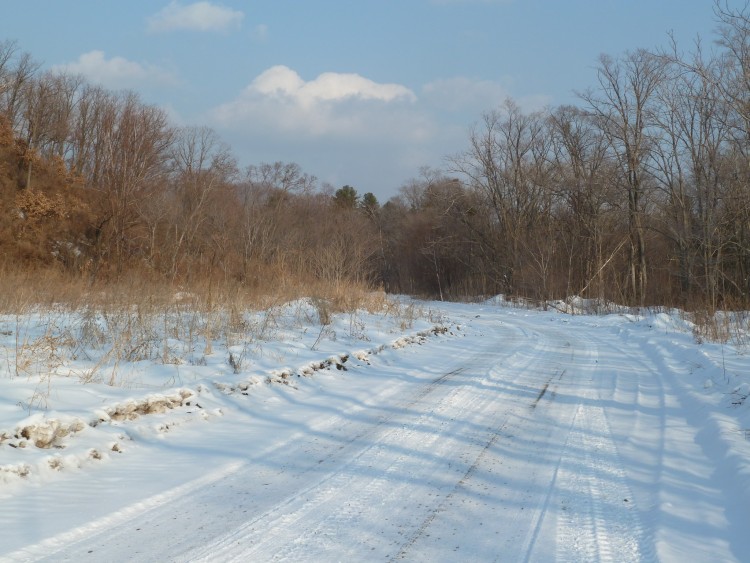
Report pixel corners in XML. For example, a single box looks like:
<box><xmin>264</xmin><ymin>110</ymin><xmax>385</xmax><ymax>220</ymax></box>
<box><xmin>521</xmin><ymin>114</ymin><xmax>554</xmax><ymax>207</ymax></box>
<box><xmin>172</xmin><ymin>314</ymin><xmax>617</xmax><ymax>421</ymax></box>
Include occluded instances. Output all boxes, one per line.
<box><xmin>509</xmin><ymin>329</ymin><xmax>599</xmax><ymax>563</ymax></box>
<box><xmin>266</xmin><ymin>395</ymin><xmax>480</xmax><ymax>563</ymax></box>
<box><xmin>389</xmin><ymin>410</ymin><xmax>513</xmax><ymax>562</ymax></box>
<box><xmin>249</xmin><ymin>394</ymin><xmax>477</xmax><ymax>562</ymax></box>
<box><xmin>20</xmin><ymin>339</ymin><xmax>503</xmax><ymax>563</ymax></box>
<box><xmin>506</xmin><ymin>320</ymin><xmax>650</xmax><ymax>562</ymax></box>
<box><xmin>515</xmin><ymin>389</ymin><xmax>580</xmax><ymax>563</ymax></box>
<box><xmin>528</xmin><ymin>324</ymin><xmax>658</xmax><ymax>562</ymax></box>
<box><xmin>32</xmin><ymin>312</ymin><xmax>672</xmax><ymax>562</ymax></box>
<box><xmin>392</xmin><ymin>322</ymin><xmax>589</xmax><ymax>563</ymax></box>
<box><xmin>184</xmin><ymin>327</ymin><xmax>545</xmax><ymax>562</ymax></box>
<box><xmin>4</xmin><ymin>459</ymin><xmax>246</xmax><ymax>562</ymax></box>
<box><xmin>182</xmin><ymin>360</ymin><xmax>490</xmax><ymax>562</ymax></box>
<box><xmin>553</xmin><ymin>399</ymin><xmax>649</xmax><ymax>562</ymax></box>
<box><xmin>592</xmin><ymin>332</ymin><xmax>666</xmax><ymax>562</ymax></box>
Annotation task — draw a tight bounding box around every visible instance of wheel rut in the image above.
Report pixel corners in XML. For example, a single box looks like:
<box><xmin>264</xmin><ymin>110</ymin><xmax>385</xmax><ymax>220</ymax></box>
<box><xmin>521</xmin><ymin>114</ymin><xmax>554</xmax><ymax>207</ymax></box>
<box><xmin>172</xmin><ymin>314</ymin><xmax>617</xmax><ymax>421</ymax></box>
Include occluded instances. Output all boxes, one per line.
<box><xmin>184</xmin><ymin>357</ymin><xmax>491</xmax><ymax>562</ymax></box>
<box><xmin>554</xmin><ymin>401</ymin><xmax>649</xmax><ymax>562</ymax></box>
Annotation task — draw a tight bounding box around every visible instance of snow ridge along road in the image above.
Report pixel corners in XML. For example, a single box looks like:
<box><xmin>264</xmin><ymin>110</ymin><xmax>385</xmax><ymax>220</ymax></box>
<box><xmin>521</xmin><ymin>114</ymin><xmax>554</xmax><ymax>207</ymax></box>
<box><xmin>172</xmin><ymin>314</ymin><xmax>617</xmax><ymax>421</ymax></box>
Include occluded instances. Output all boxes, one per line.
<box><xmin>2</xmin><ymin>302</ymin><xmax>749</xmax><ymax>562</ymax></box>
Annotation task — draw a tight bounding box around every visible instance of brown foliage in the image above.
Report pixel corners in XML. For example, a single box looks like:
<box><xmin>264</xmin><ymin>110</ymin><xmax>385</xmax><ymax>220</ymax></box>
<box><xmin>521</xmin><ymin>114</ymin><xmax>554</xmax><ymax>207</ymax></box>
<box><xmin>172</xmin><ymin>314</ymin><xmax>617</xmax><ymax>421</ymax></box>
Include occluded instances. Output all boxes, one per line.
<box><xmin>0</xmin><ymin>119</ymin><xmax>96</xmax><ymax>271</ymax></box>
<box><xmin>3</xmin><ymin>20</ymin><xmax>750</xmax><ymax>313</ymax></box>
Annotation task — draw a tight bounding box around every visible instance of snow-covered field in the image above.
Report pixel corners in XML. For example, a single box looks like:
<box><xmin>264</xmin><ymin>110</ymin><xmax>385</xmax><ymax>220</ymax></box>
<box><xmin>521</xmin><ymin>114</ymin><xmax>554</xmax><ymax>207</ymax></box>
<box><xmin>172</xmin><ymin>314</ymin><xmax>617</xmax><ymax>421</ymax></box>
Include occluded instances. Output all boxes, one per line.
<box><xmin>1</xmin><ymin>297</ymin><xmax>749</xmax><ymax>562</ymax></box>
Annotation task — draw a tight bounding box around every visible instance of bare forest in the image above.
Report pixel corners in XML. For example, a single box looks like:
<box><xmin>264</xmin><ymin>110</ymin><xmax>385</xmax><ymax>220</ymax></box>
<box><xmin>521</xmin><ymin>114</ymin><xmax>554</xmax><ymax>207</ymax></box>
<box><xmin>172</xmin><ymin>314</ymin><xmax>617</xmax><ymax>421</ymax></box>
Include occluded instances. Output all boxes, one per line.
<box><xmin>2</xmin><ymin>3</ymin><xmax>750</xmax><ymax>312</ymax></box>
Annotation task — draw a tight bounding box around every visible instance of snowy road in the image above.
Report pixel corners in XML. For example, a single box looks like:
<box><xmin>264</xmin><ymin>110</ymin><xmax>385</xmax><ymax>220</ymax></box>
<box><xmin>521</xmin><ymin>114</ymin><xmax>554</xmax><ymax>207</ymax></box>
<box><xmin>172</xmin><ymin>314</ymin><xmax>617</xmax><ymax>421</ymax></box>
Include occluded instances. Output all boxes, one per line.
<box><xmin>2</xmin><ymin>304</ymin><xmax>749</xmax><ymax>562</ymax></box>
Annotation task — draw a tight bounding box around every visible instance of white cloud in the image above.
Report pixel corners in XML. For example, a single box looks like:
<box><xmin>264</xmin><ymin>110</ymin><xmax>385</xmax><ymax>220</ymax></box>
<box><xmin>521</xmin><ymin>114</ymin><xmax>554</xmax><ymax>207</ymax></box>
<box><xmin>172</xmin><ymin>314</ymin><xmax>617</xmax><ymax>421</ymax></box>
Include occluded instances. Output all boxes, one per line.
<box><xmin>422</xmin><ymin>77</ymin><xmax>510</xmax><ymax>112</ymax></box>
<box><xmin>209</xmin><ymin>67</ymin><xmax>551</xmax><ymax>198</ymax></box>
<box><xmin>423</xmin><ymin>76</ymin><xmax>550</xmax><ymax>114</ymax></box>
<box><xmin>250</xmin><ymin>65</ymin><xmax>417</xmax><ymax>105</ymax></box>
<box><xmin>147</xmin><ymin>1</ymin><xmax>243</xmax><ymax>33</ymax></box>
<box><xmin>53</xmin><ymin>51</ymin><xmax>177</xmax><ymax>90</ymax></box>
<box><xmin>210</xmin><ymin>65</ymin><xmax>425</xmax><ymax>139</ymax></box>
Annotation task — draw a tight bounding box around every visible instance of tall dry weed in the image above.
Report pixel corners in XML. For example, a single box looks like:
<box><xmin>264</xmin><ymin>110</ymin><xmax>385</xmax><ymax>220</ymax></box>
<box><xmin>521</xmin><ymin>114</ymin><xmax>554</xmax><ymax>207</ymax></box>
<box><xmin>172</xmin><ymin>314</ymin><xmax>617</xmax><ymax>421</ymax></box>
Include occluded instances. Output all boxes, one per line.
<box><xmin>0</xmin><ymin>266</ymin><xmax>421</xmax><ymax>393</ymax></box>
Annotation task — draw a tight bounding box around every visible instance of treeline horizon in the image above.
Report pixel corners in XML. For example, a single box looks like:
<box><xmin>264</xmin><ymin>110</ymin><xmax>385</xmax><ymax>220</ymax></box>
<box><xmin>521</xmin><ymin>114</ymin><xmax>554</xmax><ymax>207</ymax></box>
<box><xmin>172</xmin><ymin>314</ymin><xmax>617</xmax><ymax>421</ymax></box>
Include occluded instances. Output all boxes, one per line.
<box><xmin>2</xmin><ymin>2</ymin><xmax>750</xmax><ymax>311</ymax></box>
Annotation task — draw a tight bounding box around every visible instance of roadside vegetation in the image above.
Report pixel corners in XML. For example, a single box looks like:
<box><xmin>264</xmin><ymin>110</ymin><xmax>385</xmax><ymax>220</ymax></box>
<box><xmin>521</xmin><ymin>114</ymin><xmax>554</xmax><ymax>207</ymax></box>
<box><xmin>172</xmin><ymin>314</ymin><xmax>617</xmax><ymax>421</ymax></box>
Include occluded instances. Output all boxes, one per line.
<box><xmin>1</xmin><ymin>2</ymin><xmax>749</xmax><ymax>338</ymax></box>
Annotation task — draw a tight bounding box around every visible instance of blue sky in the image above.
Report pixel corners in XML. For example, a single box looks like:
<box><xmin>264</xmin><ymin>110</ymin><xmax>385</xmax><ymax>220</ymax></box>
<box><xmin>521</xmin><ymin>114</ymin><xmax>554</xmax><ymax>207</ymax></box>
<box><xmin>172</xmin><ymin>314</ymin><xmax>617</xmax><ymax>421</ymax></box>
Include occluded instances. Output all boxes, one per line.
<box><xmin>1</xmin><ymin>1</ymin><xmax>719</xmax><ymax>199</ymax></box>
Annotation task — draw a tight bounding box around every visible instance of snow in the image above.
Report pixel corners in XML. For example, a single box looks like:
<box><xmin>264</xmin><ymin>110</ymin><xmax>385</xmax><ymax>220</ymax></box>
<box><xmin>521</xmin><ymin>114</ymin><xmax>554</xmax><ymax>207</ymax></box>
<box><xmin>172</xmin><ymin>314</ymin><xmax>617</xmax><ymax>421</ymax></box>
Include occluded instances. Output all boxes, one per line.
<box><xmin>1</xmin><ymin>298</ymin><xmax>749</xmax><ymax>561</ymax></box>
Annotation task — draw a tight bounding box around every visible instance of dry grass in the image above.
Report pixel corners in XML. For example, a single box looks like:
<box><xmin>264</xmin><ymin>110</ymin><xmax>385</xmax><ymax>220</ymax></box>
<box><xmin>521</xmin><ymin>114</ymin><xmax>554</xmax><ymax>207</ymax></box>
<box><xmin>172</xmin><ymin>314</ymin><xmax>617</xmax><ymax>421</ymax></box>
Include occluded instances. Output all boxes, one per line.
<box><xmin>0</xmin><ymin>266</ymin><xmax>388</xmax><ymax>314</ymax></box>
<box><xmin>0</xmin><ymin>268</ymin><xmax>421</xmax><ymax>390</ymax></box>
<box><xmin>689</xmin><ymin>308</ymin><xmax>750</xmax><ymax>349</ymax></box>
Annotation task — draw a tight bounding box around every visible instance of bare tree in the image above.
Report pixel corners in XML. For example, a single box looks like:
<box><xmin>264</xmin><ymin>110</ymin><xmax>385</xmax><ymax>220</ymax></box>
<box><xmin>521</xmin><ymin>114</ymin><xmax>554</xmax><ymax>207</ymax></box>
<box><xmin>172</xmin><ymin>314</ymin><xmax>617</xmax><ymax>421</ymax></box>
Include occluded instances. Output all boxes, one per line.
<box><xmin>712</xmin><ymin>1</ymin><xmax>750</xmax><ymax>300</ymax></box>
<box><xmin>580</xmin><ymin>50</ymin><xmax>666</xmax><ymax>305</ymax></box>
<box><xmin>708</xmin><ymin>1</ymin><xmax>750</xmax><ymax>150</ymax></box>
<box><xmin>246</xmin><ymin>161</ymin><xmax>317</xmax><ymax>197</ymax></box>
<box><xmin>163</xmin><ymin>126</ymin><xmax>237</xmax><ymax>280</ymax></box>
<box><xmin>94</xmin><ymin>92</ymin><xmax>174</xmax><ymax>275</ymax></box>
<box><xmin>0</xmin><ymin>47</ymin><xmax>40</xmax><ymax>132</ymax></box>
<box><xmin>448</xmin><ymin>99</ymin><xmax>551</xmax><ymax>294</ymax></box>
<box><xmin>549</xmin><ymin>105</ymin><xmax>616</xmax><ymax>300</ymax></box>
<box><xmin>652</xmin><ymin>48</ymin><xmax>735</xmax><ymax>306</ymax></box>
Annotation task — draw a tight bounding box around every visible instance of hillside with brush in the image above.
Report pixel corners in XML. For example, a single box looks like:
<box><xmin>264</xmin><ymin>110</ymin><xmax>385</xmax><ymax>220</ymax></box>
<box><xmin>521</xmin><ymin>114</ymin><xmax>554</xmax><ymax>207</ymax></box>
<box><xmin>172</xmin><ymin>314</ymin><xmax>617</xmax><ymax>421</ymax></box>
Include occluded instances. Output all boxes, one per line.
<box><xmin>0</xmin><ymin>116</ymin><xmax>96</xmax><ymax>271</ymax></box>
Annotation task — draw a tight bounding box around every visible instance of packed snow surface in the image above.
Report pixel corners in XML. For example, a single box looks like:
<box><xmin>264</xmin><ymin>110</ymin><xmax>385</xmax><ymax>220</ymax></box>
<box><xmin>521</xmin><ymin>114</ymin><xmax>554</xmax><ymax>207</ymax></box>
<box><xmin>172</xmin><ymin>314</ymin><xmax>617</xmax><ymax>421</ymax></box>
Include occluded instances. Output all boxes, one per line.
<box><xmin>1</xmin><ymin>299</ymin><xmax>749</xmax><ymax>562</ymax></box>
